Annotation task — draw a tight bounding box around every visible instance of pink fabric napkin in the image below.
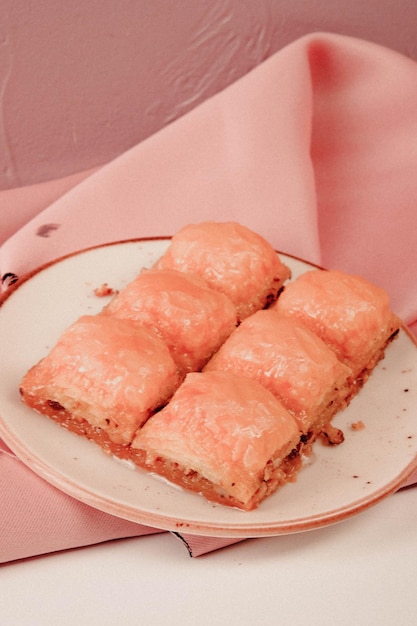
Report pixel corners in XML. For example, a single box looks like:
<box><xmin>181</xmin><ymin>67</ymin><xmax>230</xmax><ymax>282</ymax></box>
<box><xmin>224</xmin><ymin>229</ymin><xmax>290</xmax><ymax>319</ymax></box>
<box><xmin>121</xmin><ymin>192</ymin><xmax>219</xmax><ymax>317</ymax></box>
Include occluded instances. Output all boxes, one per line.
<box><xmin>1</xmin><ymin>32</ymin><xmax>417</xmax><ymax>563</ymax></box>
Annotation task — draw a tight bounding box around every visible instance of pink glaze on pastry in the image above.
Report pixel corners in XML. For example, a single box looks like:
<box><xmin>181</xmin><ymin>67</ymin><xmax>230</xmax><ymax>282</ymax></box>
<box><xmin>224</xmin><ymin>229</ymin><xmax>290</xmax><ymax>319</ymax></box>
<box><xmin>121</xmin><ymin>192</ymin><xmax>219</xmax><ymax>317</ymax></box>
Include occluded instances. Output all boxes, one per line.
<box><xmin>204</xmin><ymin>310</ymin><xmax>351</xmax><ymax>434</ymax></box>
<box><xmin>271</xmin><ymin>269</ymin><xmax>400</xmax><ymax>378</ymax></box>
<box><xmin>102</xmin><ymin>268</ymin><xmax>237</xmax><ymax>373</ymax></box>
<box><xmin>19</xmin><ymin>315</ymin><xmax>181</xmax><ymax>446</ymax></box>
<box><xmin>131</xmin><ymin>371</ymin><xmax>300</xmax><ymax>510</ymax></box>
<box><xmin>153</xmin><ymin>221</ymin><xmax>291</xmax><ymax>321</ymax></box>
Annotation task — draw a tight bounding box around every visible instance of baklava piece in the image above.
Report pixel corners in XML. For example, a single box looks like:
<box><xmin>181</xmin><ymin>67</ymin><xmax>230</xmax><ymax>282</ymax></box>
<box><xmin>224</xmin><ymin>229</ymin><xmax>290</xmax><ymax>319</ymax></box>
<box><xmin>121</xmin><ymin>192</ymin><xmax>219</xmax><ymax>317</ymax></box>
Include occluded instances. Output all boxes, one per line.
<box><xmin>103</xmin><ymin>268</ymin><xmax>237</xmax><ymax>374</ymax></box>
<box><xmin>131</xmin><ymin>371</ymin><xmax>301</xmax><ymax>510</ymax></box>
<box><xmin>205</xmin><ymin>311</ymin><xmax>351</xmax><ymax>446</ymax></box>
<box><xmin>272</xmin><ymin>269</ymin><xmax>401</xmax><ymax>393</ymax></box>
<box><xmin>154</xmin><ymin>221</ymin><xmax>291</xmax><ymax>321</ymax></box>
<box><xmin>20</xmin><ymin>315</ymin><xmax>181</xmax><ymax>458</ymax></box>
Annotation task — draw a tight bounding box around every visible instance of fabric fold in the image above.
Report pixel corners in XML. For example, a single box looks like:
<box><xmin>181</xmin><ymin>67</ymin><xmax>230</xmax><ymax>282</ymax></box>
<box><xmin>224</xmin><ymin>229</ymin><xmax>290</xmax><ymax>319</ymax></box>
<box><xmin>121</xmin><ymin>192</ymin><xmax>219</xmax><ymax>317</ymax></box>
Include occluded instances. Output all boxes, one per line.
<box><xmin>1</xmin><ymin>32</ymin><xmax>417</xmax><ymax>564</ymax></box>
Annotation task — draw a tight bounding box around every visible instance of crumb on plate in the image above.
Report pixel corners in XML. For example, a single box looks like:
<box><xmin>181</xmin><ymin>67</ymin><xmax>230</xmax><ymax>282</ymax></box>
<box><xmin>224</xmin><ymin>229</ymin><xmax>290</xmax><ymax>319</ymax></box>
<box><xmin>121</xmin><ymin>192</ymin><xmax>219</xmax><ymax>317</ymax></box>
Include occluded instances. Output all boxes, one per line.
<box><xmin>94</xmin><ymin>283</ymin><xmax>117</xmax><ymax>297</ymax></box>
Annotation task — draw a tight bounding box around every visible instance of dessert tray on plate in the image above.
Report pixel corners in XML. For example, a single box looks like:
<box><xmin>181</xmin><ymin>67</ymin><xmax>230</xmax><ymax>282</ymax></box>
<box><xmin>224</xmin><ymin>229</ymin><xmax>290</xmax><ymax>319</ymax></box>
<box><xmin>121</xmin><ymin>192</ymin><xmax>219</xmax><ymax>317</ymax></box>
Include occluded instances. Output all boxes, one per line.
<box><xmin>1</xmin><ymin>238</ymin><xmax>417</xmax><ymax>537</ymax></box>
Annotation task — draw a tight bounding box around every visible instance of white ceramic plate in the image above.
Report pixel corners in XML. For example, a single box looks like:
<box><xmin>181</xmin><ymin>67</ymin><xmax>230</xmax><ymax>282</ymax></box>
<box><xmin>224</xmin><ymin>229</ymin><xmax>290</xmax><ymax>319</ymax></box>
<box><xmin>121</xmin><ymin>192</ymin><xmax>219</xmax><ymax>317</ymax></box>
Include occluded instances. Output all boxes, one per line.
<box><xmin>1</xmin><ymin>239</ymin><xmax>417</xmax><ymax>538</ymax></box>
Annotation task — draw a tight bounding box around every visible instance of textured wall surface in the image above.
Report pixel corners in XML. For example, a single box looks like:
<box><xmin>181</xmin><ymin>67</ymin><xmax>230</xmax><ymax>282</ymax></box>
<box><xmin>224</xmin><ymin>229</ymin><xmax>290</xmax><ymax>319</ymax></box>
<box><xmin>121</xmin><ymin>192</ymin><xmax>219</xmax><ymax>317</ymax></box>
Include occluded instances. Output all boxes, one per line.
<box><xmin>1</xmin><ymin>0</ymin><xmax>417</xmax><ymax>190</ymax></box>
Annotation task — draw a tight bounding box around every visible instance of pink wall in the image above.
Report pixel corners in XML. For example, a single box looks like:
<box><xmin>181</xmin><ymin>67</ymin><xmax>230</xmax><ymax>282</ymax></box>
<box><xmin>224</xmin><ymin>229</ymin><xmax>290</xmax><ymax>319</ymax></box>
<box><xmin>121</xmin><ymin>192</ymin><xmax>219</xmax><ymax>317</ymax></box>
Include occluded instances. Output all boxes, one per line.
<box><xmin>2</xmin><ymin>0</ymin><xmax>417</xmax><ymax>191</ymax></box>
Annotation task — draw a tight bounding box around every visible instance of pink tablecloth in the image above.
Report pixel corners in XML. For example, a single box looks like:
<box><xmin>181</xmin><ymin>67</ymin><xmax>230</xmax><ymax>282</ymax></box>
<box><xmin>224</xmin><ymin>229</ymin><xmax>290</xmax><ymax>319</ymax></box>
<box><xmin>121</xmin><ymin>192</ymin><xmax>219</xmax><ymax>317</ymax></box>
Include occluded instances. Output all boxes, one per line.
<box><xmin>1</xmin><ymin>32</ymin><xmax>417</xmax><ymax>562</ymax></box>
